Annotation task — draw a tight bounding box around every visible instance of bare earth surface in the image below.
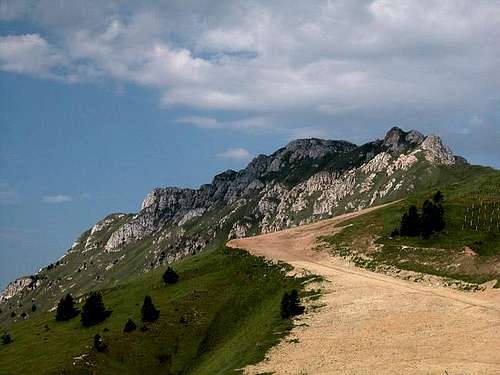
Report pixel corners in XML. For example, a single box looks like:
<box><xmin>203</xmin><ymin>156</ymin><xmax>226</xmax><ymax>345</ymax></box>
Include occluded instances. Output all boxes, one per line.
<box><xmin>227</xmin><ymin>204</ymin><xmax>500</xmax><ymax>375</ymax></box>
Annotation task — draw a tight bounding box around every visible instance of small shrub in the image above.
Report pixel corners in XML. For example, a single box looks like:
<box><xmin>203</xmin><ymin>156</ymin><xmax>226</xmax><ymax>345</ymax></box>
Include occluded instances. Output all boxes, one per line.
<box><xmin>280</xmin><ymin>289</ymin><xmax>304</xmax><ymax>319</ymax></box>
<box><xmin>1</xmin><ymin>333</ymin><xmax>12</xmax><ymax>345</ymax></box>
<box><xmin>81</xmin><ymin>292</ymin><xmax>111</xmax><ymax>327</ymax></box>
<box><xmin>123</xmin><ymin>319</ymin><xmax>137</xmax><ymax>333</ymax></box>
<box><xmin>162</xmin><ymin>267</ymin><xmax>179</xmax><ymax>285</ymax></box>
<box><xmin>141</xmin><ymin>295</ymin><xmax>160</xmax><ymax>322</ymax></box>
<box><xmin>93</xmin><ymin>334</ymin><xmax>108</xmax><ymax>352</ymax></box>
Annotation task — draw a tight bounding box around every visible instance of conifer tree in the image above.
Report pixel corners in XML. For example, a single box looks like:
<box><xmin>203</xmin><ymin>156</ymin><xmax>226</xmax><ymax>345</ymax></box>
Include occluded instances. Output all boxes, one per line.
<box><xmin>141</xmin><ymin>295</ymin><xmax>160</xmax><ymax>322</ymax></box>
<box><xmin>123</xmin><ymin>318</ymin><xmax>137</xmax><ymax>333</ymax></box>
<box><xmin>162</xmin><ymin>266</ymin><xmax>179</xmax><ymax>285</ymax></box>
<box><xmin>81</xmin><ymin>292</ymin><xmax>110</xmax><ymax>327</ymax></box>
<box><xmin>55</xmin><ymin>294</ymin><xmax>79</xmax><ymax>321</ymax></box>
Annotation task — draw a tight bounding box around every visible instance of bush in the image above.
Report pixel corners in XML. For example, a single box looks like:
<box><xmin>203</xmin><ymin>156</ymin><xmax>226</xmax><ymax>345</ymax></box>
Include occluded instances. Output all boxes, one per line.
<box><xmin>141</xmin><ymin>295</ymin><xmax>160</xmax><ymax>322</ymax></box>
<box><xmin>93</xmin><ymin>334</ymin><xmax>108</xmax><ymax>352</ymax></box>
<box><xmin>162</xmin><ymin>267</ymin><xmax>179</xmax><ymax>285</ymax></box>
<box><xmin>81</xmin><ymin>292</ymin><xmax>111</xmax><ymax>327</ymax></box>
<box><xmin>56</xmin><ymin>294</ymin><xmax>79</xmax><ymax>321</ymax></box>
<box><xmin>123</xmin><ymin>318</ymin><xmax>137</xmax><ymax>333</ymax></box>
<box><xmin>280</xmin><ymin>289</ymin><xmax>304</xmax><ymax>319</ymax></box>
<box><xmin>1</xmin><ymin>333</ymin><xmax>12</xmax><ymax>345</ymax></box>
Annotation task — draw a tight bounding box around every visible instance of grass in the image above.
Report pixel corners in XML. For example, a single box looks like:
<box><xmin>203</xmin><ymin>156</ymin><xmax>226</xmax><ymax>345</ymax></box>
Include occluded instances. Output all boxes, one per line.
<box><xmin>322</xmin><ymin>169</ymin><xmax>500</xmax><ymax>287</ymax></box>
<box><xmin>0</xmin><ymin>247</ymin><xmax>312</xmax><ymax>375</ymax></box>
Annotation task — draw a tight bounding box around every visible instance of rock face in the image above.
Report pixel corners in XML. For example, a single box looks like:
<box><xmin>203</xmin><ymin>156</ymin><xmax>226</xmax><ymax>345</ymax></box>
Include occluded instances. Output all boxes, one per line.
<box><xmin>0</xmin><ymin>127</ymin><xmax>468</xmax><ymax>315</ymax></box>
<box><xmin>0</xmin><ymin>277</ymin><xmax>38</xmax><ymax>303</ymax></box>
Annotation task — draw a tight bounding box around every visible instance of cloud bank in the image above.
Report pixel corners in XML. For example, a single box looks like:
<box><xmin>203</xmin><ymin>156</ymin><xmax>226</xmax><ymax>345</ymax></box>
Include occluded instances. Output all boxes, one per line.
<box><xmin>1</xmin><ymin>0</ymin><xmax>499</xmax><ymax>162</ymax></box>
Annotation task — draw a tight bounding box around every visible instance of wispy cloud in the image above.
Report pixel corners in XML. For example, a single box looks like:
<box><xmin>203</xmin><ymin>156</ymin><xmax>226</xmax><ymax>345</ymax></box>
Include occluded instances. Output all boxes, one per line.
<box><xmin>216</xmin><ymin>148</ymin><xmax>253</xmax><ymax>161</ymax></box>
<box><xmin>177</xmin><ymin>116</ymin><xmax>271</xmax><ymax>131</ymax></box>
<box><xmin>42</xmin><ymin>194</ymin><xmax>73</xmax><ymax>204</ymax></box>
<box><xmin>0</xmin><ymin>182</ymin><xmax>19</xmax><ymax>204</ymax></box>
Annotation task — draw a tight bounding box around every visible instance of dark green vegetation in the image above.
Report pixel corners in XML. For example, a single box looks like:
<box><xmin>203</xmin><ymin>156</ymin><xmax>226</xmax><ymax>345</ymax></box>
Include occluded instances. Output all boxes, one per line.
<box><xmin>80</xmin><ymin>292</ymin><xmax>111</xmax><ymax>327</ymax></box>
<box><xmin>280</xmin><ymin>290</ymin><xmax>305</xmax><ymax>319</ymax></box>
<box><xmin>141</xmin><ymin>295</ymin><xmax>159</xmax><ymax>323</ymax></box>
<box><xmin>162</xmin><ymin>267</ymin><xmax>179</xmax><ymax>285</ymax></box>
<box><xmin>123</xmin><ymin>319</ymin><xmax>136</xmax><ymax>333</ymax></box>
<box><xmin>1</xmin><ymin>333</ymin><xmax>12</xmax><ymax>345</ymax></box>
<box><xmin>55</xmin><ymin>294</ymin><xmax>79</xmax><ymax>322</ymax></box>
<box><xmin>398</xmin><ymin>191</ymin><xmax>445</xmax><ymax>238</ymax></box>
<box><xmin>323</xmin><ymin>169</ymin><xmax>500</xmax><ymax>288</ymax></box>
<box><xmin>0</xmin><ymin>247</ymin><xmax>312</xmax><ymax>374</ymax></box>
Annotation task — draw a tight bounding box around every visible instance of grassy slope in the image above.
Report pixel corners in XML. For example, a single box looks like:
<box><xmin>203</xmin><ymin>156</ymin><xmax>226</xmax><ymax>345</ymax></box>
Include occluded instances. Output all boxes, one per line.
<box><xmin>322</xmin><ymin>169</ymin><xmax>500</xmax><ymax>287</ymax></box>
<box><xmin>0</xmin><ymin>247</ymin><xmax>312</xmax><ymax>375</ymax></box>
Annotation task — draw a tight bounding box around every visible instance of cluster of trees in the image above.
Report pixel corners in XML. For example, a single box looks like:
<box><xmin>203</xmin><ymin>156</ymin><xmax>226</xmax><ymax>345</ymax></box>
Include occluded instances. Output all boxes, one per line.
<box><xmin>395</xmin><ymin>191</ymin><xmax>445</xmax><ymax>239</ymax></box>
<box><xmin>280</xmin><ymin>289</ymin><xmax>304</xmax><ymax>319</ymax></box>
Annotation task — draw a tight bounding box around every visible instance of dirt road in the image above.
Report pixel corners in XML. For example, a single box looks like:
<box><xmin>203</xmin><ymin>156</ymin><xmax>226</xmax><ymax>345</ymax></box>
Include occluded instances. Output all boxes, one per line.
<box><xmin>227</xmin><ymin>204</ymin><xmax>500</xmax><ymax>374</ymax></box>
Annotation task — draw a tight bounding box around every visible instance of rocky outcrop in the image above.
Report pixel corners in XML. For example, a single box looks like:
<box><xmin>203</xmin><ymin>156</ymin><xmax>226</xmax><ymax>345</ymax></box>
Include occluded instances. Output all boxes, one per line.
<box><xmin>0</xmin><ymin>276</ymin><xmax>39</xmax><ymax>302</ymax></box>
<box><xmin>420</xmin><ymin>134</ymin><xmax>456</xmax><ymax>165</ymax></box>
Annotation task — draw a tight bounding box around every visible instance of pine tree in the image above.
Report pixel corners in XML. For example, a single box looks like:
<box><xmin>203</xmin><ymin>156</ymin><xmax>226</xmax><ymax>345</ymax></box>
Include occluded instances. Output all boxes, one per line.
<box><xmin>141</xmin><ymin>295</ymin><xmax>160</xmax><ymax>322</ymax></box>
<box><xmin>81</xmin><ymin>292</ymin><xmax>110</xmax><ymax>327</ymax></box>
<box><xmin>123</xmin><ymin>318</ymin><xmax>137</xmax><ymax>333</ymax></box>
<box><xmin>162</xmin><ymin>267</ymin><xmax>179</xmax><ymax>285</ymax></box>
<box><xmin>55</xmin><ymin>294</ymin><xmax>79</xmax><ymax>321</ymax></box>
<box><xmin>400</xmin><ymin>205</ymin><xmax>421</xmax><ymax>236</ymax></box>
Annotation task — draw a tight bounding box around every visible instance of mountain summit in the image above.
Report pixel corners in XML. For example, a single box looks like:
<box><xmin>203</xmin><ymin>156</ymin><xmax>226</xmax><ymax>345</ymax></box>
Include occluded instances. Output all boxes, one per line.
<box><xmin>0</xmin><ymin>127</ymin><xmax>468</xmax><ymax>315</ymax></box>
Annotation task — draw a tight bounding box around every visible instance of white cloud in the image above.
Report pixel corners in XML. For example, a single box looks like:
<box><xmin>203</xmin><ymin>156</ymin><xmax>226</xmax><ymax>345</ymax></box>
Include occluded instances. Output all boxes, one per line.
<box><xmin>216</xmin><ymin>148</ymin><xmax>253</xmax><ymax>161</ymax></box>
<box><xmin>0</xmin><ymin>34</ymin><xmax>68</xmax><ymax>78</ymax></box>
<box><xmin>177</xmin><ymin>116</ymin><xmax>272</xmax><ymax>131</ymax></box>
<box><xmin>0</xmin><ymin>1</ymin><xmax>500</xmax><ymax>145</ymax></box>
<box><xmin>42</xmin><ymin>194</ymin><xmax>73</xmax><ymax>204</ymax></box>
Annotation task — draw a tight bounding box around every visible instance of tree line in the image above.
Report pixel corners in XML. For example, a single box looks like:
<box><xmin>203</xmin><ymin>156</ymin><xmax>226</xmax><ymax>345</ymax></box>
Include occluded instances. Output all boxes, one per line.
<box><xmin>393</xmin><ymin>191</ymin><xmax>445</xmax><ymax>239</ymax></box>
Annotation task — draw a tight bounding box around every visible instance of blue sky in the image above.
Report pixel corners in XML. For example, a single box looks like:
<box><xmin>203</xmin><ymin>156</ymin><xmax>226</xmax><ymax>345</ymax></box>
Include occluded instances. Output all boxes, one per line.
<box><xmin>1</xmin><ymin>0</ymin><xmax>500</xmax><ymax>288</ymax></box>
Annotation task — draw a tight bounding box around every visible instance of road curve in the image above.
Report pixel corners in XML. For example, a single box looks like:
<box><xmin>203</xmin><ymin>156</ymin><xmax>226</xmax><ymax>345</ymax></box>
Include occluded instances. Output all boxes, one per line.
<box><xmin>227</xmin><ymin>204</ymin><xmax>500</xmax><ymax>375</ymax></box>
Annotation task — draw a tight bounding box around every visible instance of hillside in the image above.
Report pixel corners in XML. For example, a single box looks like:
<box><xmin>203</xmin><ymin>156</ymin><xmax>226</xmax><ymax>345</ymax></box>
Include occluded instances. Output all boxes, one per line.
<box><xmin>0</xmin><ymin>126</ymin><xmax>490</xmax><ymax>323</ymax></box>
<box><xmin>322</xmin><ymin>169</ymin><xmax>500</xmax><ymax>288</ymax></box>
<box><xmin>227</xmin><ymin>202</ymin><xmax>500</xmax><ymax>374</ymax></box>
<box><xmin>0</xmin><ymin>247</ymin><xmax>314</xmax><ymax>374</ymax></box>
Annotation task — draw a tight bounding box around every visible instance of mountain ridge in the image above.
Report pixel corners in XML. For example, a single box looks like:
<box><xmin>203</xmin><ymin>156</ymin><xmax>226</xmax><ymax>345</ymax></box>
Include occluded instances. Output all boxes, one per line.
<box><xmin>0</xmin><ymin>126</ymin><xmax>477</xmax><ymax>317</ymax></box>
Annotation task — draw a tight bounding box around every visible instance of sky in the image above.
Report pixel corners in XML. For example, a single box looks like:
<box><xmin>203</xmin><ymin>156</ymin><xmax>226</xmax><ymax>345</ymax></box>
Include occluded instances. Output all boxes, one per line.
<box><xmin>1</xmin><ymin>0</ymin><xmax>499</xmax><ymax>289</ymax></box>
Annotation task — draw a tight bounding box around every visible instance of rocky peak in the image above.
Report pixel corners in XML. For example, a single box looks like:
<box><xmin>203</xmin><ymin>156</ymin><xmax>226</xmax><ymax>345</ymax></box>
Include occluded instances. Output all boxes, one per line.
<box><xmin>383</xmin><ymin>126</ymin><xmax>424</xmax><ymax>153</ymax></box>
<box><xmin>420</xmin><ymin>134</ymin><xmax>456</xmax><ymax>165</ymax></box>
<box><xmin>282</xmin><ymin>138</ymin><xmax>356</xmax><ymax>160</ymax></box>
